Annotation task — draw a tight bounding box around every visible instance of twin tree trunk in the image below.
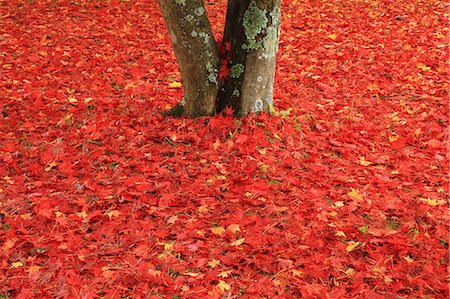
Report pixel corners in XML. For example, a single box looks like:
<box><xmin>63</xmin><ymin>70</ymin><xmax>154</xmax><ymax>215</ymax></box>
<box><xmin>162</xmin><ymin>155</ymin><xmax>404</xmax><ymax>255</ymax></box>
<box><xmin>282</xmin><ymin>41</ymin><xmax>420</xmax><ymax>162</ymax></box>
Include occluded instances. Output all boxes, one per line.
<box><xmin>158</xmin><ymin>0</ymin><xmax>282</xmax><ymax>117</ymax></box>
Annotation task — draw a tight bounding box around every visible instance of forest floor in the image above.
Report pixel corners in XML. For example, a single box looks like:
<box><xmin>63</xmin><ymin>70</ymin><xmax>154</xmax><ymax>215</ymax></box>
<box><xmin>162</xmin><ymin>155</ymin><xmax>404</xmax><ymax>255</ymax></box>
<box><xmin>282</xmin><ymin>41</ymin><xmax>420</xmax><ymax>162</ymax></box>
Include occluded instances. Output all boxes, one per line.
<box><xmin>0</xmin><ymin>0</ymin><xmax>448</xmax><ymax>298</ymax></box>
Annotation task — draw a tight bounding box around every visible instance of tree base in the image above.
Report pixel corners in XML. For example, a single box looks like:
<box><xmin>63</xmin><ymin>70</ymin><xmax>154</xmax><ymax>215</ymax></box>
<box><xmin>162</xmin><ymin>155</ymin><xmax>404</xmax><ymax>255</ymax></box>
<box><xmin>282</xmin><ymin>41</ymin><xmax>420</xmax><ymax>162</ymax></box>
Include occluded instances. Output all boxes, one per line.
<box><xmin>162</xmin><ymin>100</ymin><xmax>185</xmax><ymax>117</ymax></box>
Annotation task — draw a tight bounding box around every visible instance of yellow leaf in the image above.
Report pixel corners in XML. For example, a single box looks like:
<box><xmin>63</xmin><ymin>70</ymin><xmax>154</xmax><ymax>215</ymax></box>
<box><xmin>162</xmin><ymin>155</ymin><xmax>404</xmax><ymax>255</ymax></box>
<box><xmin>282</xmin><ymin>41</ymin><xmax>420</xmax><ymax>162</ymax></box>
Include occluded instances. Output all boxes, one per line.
<box><xmin>83</xmin><ymin>97</ymin><xmax>93</xmax><ymax>103</ymax></box>
<box><xmin>157</xmin><ymin>240</ymin><xmax>175</xmax><ymax>252</ymax></box>
<box><xmin>168</xmin><ymin>81</ymin><xmax>182</xmax><ymax>88</ymax></box>
<box><xmin>403</xmin><ymin>256</ymin><xmax>414</xmax><ymax>263</ymax></box>
<box><xmin>359</xmin><ymin>156</ymin><xmax>372</xmax><ymax>166</ymax></box>
<box><xmin>64</xmin><ymin>113</ymin><xmax>73</xmax><ymax>122</ymax></box>
<box><xmin>347</xmin><ymin>188</ymin><xmax>364</xmax><ymax>201</ymax></box>
<box><xmin>327</xmin><ymin>33</ymin><xmax>338</xmax><ymax>40</ymax></box>
<box><xmin>55</xmin><ymin>211</ymin><xmax>64</xmax><ymax>218</ymax></box>
<box><xmin>335</xmin><ymin>230</ymin><xmax>346</xmax><ymax>238</ymax></box>
<box><xmin>258</xmin><ymin>163</ymin><xmax>270</xmax><ymax>172</ymax></box>
<box><xmin>76</xmin><ymin>211</ymin><xmax>88</xmax><ymax>219</ymax></box>
<box><xmin>345</xmin><ymin>241</ymin><xmax>360</xmax><ymax>252</ymax></box>
<box><xmin>279</xmin><ymin>108</ymin><xmax>293</xmax><ymax>118</ymax></box>
<box><xmin>275</xmin><ymin>206</ymin><xmax>289</xmax><ymax>212</ymax></box>
<box><xmin>164</xmin><ymin>242</ymin><xmax>174</xmax><ymax>252</ymax></box>
<box><xmin>345</xmin><ymin>268</ymin><xmax>356</xmax><ymax>277</ymax></box>
<box><xmin>227</xmin><ymin>224</ymin><xmax>241</xmax><ymax>233</ymax></box>
<box><xmin>435</xmin><ymin>32</ymin><xmax>445</xmax><ymax>39</ymax></box>
<box><xmin>207</xmin><ymin>258</ymin><xmax>221</xmax><ymax>268</ymax></box>
<box><xmin>416</xmin><ymin>63</ymin><xmax>431</xmax><ymax>71</ymax></box>
<box><xmin>388</xmin><ymin>135</ymin><xmax>399</xmax><ymax>142</ymax></box>
<box><xmin>20</xmin><ymin>213</ymin><xmax>32</xmax><ymax>220</ymax></box>
<box><xmin>334</xmin><ymin>201</ymin><xmax>344</xmax><ymax>208</ymax></box>
<box><xmin>230</xmin><ymin>238</ymin><xmax>246</xmax><ymax>247</ymax></box>
<box><xmin>372</xmin><ymin>266</ymin><xmax>385</xmax><ymax>274</ymax></box>
<box><xmin>211</xmin><ymin>226</ymin><xmax>225</xmax><ymax>236</ymax></box>
<box><xmin>256</xmin><ymin>147</ymin><xmax>267</xmax><ymax>155</ymax></box>
<box><xmin>105</xmin><ymin>210</ymin><xmax>121</xmax><ymax>219</ymax></box>
<box><xmin>157</xmin><ymin>252</ymin><xmax>168</xmax><ymax>259</ymax></box>
<box><xmin>267</xmin><ymin>102</ymin><xmax>277</xmax><ymax>115</ymax></box>
<box><xmin>273</xmin><ymin>133</ymin><xmax>282</xmax><ymax>140</ymax></box>
<box><xmin>11</xmin><ymin>261</ymin><xmax>24</xmax><ymax>268</ymax></box>
<box><xmin>2</xmin><ymin>175</ymin><xmax>13</xmax><ymax>183</ymax></box>
<box><xmin>67</xmin><ymin>95</ymin><xmax>78</xmax><ymax>103</ymax></box>
<box><xmin>419</xmin><ymin>197</ymin><xmax>446</xmax><ymax>206</ymax></box>
<box><xmin>292</xmin><ymin>269</ymin><xmax>303</xmax><ymax>277</ymax></box>
<box><xmin>217</xmin><ymin>280</ymin><xmax>231</xmax><ymax>292</ymax></box>
<box><xmin>218</xmin><ymin>270</ymin><xmax>233</xmax><ymax>278</ymax></box>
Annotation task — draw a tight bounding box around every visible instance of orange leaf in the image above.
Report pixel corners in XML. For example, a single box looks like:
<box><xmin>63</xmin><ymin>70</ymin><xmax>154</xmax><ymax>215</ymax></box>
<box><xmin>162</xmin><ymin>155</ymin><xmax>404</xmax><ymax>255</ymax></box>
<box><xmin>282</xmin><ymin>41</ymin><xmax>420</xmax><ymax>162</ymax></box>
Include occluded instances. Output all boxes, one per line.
<box><xmin>211</xmin><ymin>226</ymin><xmax>225</xmax><ymax>235</ymax></box>
<box><xmin>347</xmin><ymin>188</ymin><xmax>364</xmax><ymax>201</ymax></box>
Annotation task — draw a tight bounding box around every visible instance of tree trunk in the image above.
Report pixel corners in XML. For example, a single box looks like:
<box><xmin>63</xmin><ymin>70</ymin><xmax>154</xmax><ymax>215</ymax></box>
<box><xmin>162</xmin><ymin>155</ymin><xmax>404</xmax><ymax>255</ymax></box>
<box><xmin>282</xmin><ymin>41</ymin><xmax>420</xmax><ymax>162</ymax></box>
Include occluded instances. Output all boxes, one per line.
<box><xmin>218</xmin><ymin>0</ymin><xmax>282</xmax><ymax>116</ymax></box>
<box><xmin>158</xmin><ymin>0</ymin><xmax>220</xmax><ymax>117</ymax></box>
<box><xmin>158</xmin><ymin>0</ymin><xmax>282</xmax><ymax>117</ymax></box>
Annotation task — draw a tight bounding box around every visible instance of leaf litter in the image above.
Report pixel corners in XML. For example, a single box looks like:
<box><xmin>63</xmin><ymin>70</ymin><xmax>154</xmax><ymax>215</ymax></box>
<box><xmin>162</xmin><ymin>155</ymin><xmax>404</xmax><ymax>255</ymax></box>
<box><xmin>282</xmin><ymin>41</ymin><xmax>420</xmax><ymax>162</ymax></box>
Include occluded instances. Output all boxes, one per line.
<box><xmin>0</xmin><ymin>0</ymin><xmax>448</xmax><ymax>298</ymax></box>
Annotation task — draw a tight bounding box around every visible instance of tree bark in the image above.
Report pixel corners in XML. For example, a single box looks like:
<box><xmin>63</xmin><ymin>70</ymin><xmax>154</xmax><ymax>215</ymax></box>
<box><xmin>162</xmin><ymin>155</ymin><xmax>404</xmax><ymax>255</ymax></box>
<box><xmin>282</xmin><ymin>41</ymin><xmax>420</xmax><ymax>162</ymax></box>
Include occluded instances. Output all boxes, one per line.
<box><xmin>158</xmin><ymin>0</ymin><xmax>220</xmax><ymax>117</ymax></box>
<box><xmin>218</xmin><ymin>0</ymin><xmax>282</xmax><ymax>116</ymax></box>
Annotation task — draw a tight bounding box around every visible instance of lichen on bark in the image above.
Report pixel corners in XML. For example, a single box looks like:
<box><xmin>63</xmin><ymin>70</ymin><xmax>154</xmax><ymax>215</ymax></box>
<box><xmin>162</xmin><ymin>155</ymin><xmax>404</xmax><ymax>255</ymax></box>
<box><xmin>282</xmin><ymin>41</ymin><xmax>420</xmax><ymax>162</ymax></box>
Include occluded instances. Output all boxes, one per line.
<box><xmin>229</xmin><ymin>63</ymin><xmax>245</xmax><ymax>78</ymax></box>
<box><xmin>262</xmin><ymin>25</ymin><xmax>278</xmax><ymax>59</ymax></box>
<box><xmin>242</xmin><ymin>1</ymin><xmax>267</xmax><ymax>51</ymax></box>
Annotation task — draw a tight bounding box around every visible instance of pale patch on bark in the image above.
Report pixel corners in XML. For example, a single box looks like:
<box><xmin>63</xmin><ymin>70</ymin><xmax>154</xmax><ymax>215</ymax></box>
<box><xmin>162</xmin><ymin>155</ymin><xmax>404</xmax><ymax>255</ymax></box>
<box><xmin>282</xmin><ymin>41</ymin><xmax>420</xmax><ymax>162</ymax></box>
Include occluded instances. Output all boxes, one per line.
<box><xmin>169</xmin><ymin>30</ymin><xmax>177</xmax><ymax>44</ymax></box>
<box><xmin>194</xmin><ymin>7</ymin><xmax>205</xmax><ymax>16</ymax></box>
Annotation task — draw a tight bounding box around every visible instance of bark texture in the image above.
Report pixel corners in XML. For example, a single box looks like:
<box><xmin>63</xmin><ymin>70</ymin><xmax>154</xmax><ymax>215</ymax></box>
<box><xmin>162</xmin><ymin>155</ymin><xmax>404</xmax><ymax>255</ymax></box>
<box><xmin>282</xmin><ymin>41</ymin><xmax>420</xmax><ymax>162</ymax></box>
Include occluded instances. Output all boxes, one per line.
<box><xmin>218</xmin><ymin>0</ymin><xmax>282</xmax><ymax>116</ymax></box>
<box><xmin>158</xmin><ymin>0</ymin><xmax>220</xmax><ymax>116</ymax></box>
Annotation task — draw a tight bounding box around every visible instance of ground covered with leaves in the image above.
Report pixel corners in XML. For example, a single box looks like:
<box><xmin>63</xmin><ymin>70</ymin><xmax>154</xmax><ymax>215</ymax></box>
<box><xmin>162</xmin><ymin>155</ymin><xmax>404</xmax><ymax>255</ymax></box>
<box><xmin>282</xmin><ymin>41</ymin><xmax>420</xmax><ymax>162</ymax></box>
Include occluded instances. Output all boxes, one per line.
<box><xmin>0</xmin><ymin>0</ymin><xmax>448</xmax><ymax>298</ymax></box>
